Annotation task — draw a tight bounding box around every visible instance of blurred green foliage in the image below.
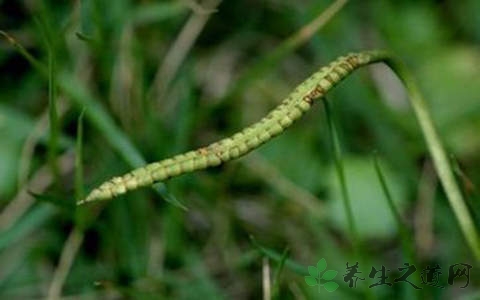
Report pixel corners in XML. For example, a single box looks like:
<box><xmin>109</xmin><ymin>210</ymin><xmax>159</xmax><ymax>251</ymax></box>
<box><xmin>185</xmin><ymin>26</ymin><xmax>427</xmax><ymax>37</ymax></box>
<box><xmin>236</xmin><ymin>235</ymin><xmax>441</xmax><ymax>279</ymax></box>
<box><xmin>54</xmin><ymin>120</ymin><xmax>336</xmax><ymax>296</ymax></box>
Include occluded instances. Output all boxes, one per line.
<box><xmin>0</xmin><ymin>0</ymin><xmax>479</xmax><ymax>299</ymax></box>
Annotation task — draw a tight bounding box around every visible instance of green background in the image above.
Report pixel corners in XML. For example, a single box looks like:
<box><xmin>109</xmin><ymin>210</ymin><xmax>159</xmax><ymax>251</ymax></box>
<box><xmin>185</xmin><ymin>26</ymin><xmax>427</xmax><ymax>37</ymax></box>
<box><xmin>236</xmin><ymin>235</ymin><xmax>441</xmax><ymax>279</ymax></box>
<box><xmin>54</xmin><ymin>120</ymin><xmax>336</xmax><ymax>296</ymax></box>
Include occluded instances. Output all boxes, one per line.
<box><xmin>0</xmin><ymin>0</ymin><xmax>479</xmax><ymax>299</ymax></box>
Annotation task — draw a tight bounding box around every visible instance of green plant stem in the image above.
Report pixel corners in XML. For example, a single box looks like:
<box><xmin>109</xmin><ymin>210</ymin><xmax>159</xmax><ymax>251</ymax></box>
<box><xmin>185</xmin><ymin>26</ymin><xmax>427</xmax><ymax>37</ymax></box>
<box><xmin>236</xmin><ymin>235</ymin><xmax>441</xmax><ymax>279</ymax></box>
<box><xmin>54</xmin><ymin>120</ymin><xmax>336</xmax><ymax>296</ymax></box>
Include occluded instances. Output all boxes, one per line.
<box><xmin>75</xmin><ymin>111</ymin><xmax>85</xmax><ymax>202</ymax></box>
<box><xmin>368</xmin><ymin>51</ymin><xmax>480</xmax><ymax>260</ymax></box>
<box><xmin>271</xmin><ymin>247</ymin><xmax>289</xmax><ymax>299</ymax></box>
<box><xmin>373</xmin><ymin>154</ymin><xmax>415</xmax><ymax>257</ymax></box>
<box><xmin>373</xmin><ymin>154</ymin><xmax>419</xmax><ymax>279</ymax></box>
<box><xmin>48</xmin><ymin>50</ymin><xmax>60</xmax><ymax>183</ymax></box>
<box><xmin>323</xmin><ymin>99</ymin><xmax>359</xmax><ymax>252</ymax></box>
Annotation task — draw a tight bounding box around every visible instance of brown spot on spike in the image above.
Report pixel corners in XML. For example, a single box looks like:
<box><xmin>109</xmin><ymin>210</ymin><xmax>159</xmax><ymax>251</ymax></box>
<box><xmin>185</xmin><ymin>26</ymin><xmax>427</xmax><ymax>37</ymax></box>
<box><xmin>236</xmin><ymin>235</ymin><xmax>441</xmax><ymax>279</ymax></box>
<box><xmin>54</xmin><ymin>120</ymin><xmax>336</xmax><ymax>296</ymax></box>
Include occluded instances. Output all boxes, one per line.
<box><xmin>197</xmin><ymin>147</ymin><xmax>208</xmax><ymax>155</ymax></box>
<box><xmin>303</xmin><ymin>96</ymin><xmax>313</xmax><ymax>105</ymax></box>
<box><xmin>346</xmin><ymin>55</ymin><xmax>357</xmax><ymax>67</ymax></box>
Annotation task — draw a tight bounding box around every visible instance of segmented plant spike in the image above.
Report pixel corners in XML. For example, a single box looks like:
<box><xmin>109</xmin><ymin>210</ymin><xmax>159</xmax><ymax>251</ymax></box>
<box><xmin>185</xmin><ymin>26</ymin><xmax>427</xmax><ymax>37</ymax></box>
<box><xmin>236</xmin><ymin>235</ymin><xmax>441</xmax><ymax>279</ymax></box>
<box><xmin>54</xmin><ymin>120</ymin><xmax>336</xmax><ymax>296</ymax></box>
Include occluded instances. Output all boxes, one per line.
<box><xmin>79</xmin><ymin>50</ymin><xmax>388</xmax><ymax>205</ymax></box>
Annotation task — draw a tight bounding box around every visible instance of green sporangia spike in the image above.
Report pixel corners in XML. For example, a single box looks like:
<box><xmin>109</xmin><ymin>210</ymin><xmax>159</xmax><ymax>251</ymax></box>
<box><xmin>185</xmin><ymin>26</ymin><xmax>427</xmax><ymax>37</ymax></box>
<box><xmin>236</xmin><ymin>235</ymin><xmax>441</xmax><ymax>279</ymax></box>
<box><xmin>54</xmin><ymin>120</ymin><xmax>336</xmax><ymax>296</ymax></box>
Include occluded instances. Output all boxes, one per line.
<box><xmin>80</xmin><ymin>51</ymin><xmax>384</xmax><ymax>204</ymax></box>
